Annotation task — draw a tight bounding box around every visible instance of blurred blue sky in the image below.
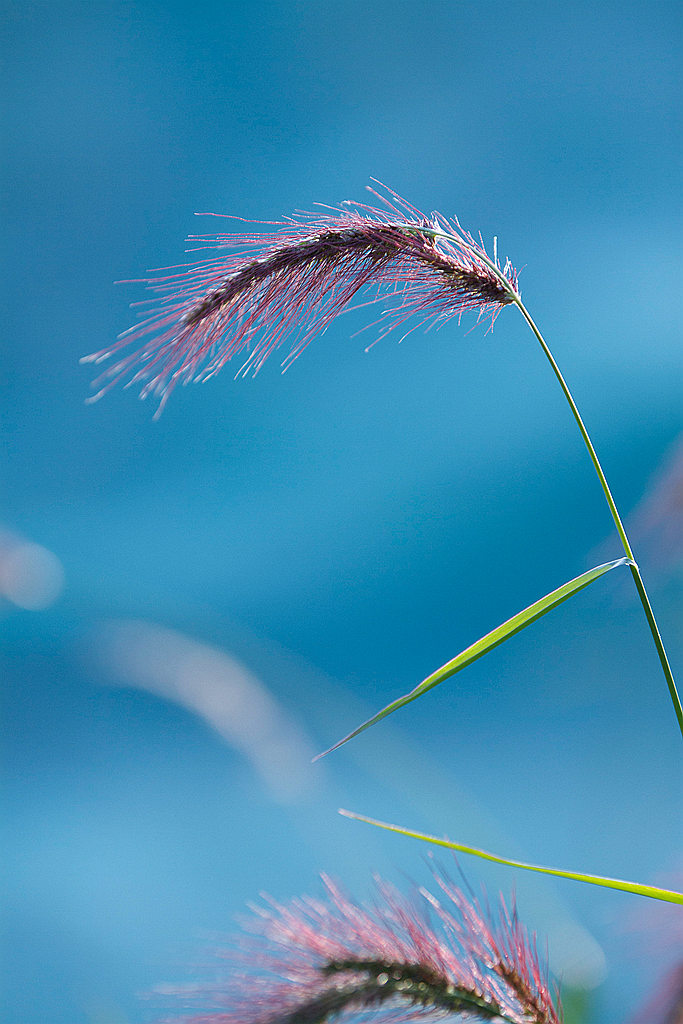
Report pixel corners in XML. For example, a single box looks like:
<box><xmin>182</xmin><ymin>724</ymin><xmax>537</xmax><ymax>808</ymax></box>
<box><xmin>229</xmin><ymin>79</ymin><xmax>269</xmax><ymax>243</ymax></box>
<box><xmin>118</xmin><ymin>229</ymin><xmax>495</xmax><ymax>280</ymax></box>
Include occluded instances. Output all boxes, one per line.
<box><xmin>1</xmin><ymin>2</ymin><xmax>681</xmax><ymax>1023</ymax></box>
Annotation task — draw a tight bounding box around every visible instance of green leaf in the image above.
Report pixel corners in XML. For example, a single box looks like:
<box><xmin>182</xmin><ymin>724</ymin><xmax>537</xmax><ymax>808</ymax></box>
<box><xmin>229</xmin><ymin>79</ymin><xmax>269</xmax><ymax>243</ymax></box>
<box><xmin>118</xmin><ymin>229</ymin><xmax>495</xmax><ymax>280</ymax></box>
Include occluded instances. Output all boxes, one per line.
<box><xmin>339</xmin><ymin>810</ymin><xmax>683</xmax><ymax>905</ymax></box>
<box><xmin>316</xmin><ymin>558</ymin><xmax>631</xmax><ymax>759</ymax></box>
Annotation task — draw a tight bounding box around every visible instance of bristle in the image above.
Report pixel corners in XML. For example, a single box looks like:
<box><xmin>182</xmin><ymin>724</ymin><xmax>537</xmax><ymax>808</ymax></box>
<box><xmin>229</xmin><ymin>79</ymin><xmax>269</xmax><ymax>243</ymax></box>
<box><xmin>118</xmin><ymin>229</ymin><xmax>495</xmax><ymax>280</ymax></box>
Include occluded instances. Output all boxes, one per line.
<box><xmin>85</xmin><ymin>186</ymin><xmax>519</xmax><ymax>412</ymax></box>
<box><xmin>164</xmin><ymin>872</ymin><xmax>561</xmax><ymax>1024</ymax></box>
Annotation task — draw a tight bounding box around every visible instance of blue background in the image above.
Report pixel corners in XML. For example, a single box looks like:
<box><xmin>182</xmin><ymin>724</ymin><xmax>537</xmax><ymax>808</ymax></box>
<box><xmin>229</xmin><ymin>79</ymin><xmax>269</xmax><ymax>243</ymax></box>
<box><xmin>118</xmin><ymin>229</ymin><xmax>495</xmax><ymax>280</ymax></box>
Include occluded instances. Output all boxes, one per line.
<box><xmin>2</xmin><ymin>2</ymin><xmax>681</xmax><ymax>1022</ymax></box>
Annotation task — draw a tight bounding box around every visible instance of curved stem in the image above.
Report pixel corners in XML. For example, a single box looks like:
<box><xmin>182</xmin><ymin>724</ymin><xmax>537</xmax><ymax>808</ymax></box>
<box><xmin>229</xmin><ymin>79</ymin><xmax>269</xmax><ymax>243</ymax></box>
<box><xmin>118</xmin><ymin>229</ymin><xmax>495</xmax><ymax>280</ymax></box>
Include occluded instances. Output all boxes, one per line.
<box><xmin>399</xmin><ymin>222</ymin><xmax>681</xmax><ymax>735</ymax></box>
<box><xmin>511</xmin><ymin>299</ymin><xmax>681</xmax><ymax>737</ymax></box>
<box><xmin>512</xmin><ymin>302</ymin><xmax>632</xmax><ymax>555</ymax></box>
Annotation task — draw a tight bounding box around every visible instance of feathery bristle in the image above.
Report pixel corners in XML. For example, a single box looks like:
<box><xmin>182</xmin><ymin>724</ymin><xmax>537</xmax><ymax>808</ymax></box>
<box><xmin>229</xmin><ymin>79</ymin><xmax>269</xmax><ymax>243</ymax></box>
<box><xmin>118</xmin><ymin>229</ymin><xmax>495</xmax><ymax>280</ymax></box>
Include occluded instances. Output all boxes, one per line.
<box><xmin>164</xmin><ymin>872</ymin><xmax>561</xmax><ymax>1024</ymax></box>
<box><xmin>83</xmin><ymin>185</ymin><xmax>519</xmax><ymax>415</ymax></box>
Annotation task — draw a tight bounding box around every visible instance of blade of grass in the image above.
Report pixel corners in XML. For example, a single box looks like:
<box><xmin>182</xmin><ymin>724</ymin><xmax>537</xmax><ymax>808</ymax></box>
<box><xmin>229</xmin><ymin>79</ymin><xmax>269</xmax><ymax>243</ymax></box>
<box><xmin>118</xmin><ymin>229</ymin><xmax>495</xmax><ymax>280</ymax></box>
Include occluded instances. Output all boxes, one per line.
<box><xmin>339</xmin><ymin>810</ymin><xmax>683</xmax><ymax>905</ymax></box>
<box><xmin>316</xmin><ymin>558</ymin><xmax>631</xmax><ymax>759</ymax></box>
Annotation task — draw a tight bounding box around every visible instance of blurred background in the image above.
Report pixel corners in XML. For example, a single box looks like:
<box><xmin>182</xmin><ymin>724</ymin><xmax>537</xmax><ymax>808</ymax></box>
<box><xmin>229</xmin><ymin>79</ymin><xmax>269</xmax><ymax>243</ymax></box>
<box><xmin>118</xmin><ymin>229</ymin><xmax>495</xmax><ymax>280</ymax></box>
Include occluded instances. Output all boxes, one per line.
<box><xmin>2</xmin><ymin>2</ymin><xmax>681</xmax><ymax>1022</ymax></box>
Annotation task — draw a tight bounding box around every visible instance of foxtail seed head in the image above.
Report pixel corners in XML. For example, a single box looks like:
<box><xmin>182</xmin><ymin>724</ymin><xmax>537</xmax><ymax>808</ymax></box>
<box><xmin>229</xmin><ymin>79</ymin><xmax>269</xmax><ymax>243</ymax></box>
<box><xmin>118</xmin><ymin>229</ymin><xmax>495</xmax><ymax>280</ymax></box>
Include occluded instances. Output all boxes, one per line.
<box><xmin>164</xmin><ymin>872</ymin><xmax>560</xmax><ymax>1024</ymax></box>
<box><xmin>83</xmin><ymin>185</ymin><xmax>518</xmax><ymax>416</ymax></box>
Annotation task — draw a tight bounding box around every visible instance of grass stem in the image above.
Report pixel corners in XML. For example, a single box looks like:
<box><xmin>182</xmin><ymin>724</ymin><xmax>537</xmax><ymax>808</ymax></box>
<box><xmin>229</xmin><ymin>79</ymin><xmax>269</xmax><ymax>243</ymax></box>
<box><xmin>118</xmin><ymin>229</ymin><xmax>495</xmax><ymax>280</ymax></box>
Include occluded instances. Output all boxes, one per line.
<box><xmin>401</xmin><ymin>223</ymin><xmax>682</xmax><ymax>737</ymax></box>
<box><xmin>510</xmin><ymin>298</ymin><xmax>682</xmax><ymax>738</ymax></box>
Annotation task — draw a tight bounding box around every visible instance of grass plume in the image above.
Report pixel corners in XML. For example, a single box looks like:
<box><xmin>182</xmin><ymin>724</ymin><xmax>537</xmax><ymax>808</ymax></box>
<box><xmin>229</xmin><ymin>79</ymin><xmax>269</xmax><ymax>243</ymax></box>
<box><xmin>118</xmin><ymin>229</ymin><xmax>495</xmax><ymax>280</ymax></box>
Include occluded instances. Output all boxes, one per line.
<box><xmin>167</xmin><ymin>873</ymin><xmax>561</xmax><ymax>1024</ymax></box>
<box><xmin>83</xmin><ymin>185</ymin><xmax>518</xmax><ymax>416</ymax></box>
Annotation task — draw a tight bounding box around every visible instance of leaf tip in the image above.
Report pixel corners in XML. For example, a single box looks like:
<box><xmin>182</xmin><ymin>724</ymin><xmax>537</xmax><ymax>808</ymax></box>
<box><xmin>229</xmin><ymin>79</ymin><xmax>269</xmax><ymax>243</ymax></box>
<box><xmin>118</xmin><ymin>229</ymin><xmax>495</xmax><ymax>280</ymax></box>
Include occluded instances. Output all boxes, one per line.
<box><xmin>312</xmin><ymin>738</ymin><xmax>344</xmax><ymax>762</ymax></box>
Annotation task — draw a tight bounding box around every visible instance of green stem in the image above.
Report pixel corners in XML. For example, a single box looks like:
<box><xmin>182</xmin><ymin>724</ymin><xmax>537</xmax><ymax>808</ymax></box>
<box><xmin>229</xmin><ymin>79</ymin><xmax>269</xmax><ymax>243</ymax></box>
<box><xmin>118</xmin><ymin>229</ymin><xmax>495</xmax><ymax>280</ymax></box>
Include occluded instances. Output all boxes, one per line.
<box><xmin>397</xmin><ymin>222</ymin><xmax>682</xmax><ymax>736</ymax></box>
<box><xmin>510</xmin><ymin>299</ymin><xmax>682</xmax><ymax>737</ymax></box>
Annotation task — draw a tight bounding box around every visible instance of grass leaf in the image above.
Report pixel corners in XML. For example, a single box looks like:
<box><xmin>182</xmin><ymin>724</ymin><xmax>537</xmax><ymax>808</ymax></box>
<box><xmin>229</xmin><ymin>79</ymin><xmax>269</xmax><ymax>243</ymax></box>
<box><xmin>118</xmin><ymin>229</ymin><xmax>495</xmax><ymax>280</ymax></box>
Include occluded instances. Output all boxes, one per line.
<box><xmin>339</xmin><ymin>810</ymin><xmax>683</xmax><ymax>904</ymax></box>
<box><xmin>316</xmin><ymin>558</ymin><xmax>631</xmax><ymax>759</ymax></box>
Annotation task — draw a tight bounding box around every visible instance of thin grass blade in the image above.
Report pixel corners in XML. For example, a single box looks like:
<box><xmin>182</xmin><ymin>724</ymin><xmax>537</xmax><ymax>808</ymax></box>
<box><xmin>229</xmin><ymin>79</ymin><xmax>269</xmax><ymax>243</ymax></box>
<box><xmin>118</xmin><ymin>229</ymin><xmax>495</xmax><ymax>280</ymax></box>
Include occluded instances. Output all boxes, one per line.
<box><xmin>316</xmin><ymin>558</ymin><xmax>631</xmax><ymax>759</ymax></box>
<box><xmin>339</xmin><ymin>810</ymin><xmax>683</xmax><ymax>905</ymax></box>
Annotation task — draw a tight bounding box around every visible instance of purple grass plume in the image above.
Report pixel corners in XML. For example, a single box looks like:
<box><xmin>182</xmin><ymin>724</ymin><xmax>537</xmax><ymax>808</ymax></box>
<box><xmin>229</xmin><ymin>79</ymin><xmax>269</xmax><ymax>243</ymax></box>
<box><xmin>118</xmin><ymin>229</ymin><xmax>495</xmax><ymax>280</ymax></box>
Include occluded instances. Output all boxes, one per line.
<box><xmin>167</xmin><ymin>872</ymin><xmax>561</xmax><ymax>1024</ymax></box>
<box><xmin>631</xmin><ymin>963</ymin><xmax>683</xmax><ymax>1024</ymax></box>
<box><xmin>83</xmin><ymin>185</ymin><xmax>519</xmax><ymax>416</ymax></box>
